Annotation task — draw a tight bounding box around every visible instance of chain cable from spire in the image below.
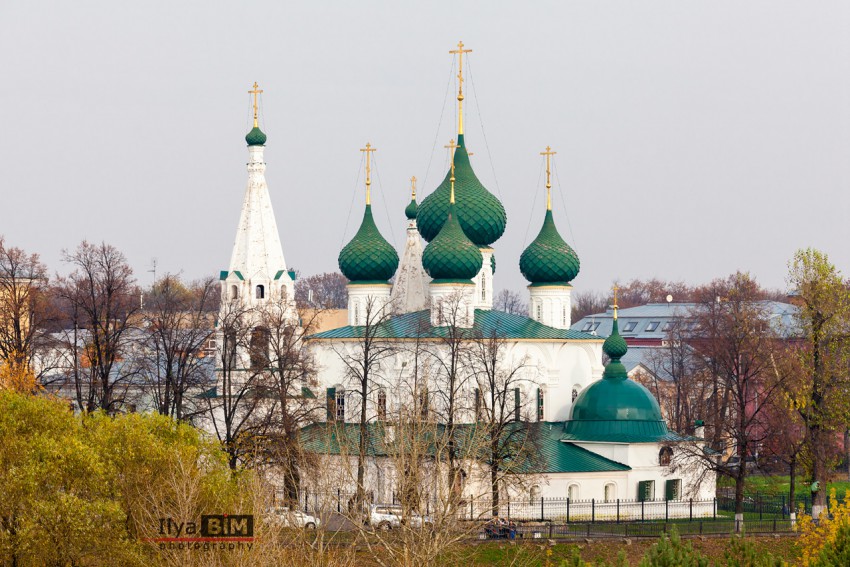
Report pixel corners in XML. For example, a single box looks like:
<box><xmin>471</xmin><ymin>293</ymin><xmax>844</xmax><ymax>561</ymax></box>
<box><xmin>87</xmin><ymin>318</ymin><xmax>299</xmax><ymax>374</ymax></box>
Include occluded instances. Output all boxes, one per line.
<box><xmin>370</xmin><ymin>153</ymin><xmax>398</xmax><ymax>248</ymax></box>
<box><xmin>552</xmin><ymin>159</ymin><xmax>580</xmax><ymax>255</ymax></box>
<box><xmin>465</xmin><ymin>56</ymin><xmax>504</xmax><ymax>200</ymax></box>
<box><xmin>340</xmin><ymin>154</ymin><xmax>365</xmax><ymax>248</ymax></box>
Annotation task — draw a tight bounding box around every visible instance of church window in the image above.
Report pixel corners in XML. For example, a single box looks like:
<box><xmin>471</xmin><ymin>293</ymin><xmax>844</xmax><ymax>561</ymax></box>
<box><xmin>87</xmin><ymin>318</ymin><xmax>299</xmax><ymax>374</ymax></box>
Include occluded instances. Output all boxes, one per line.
<box><xmin>474</xmin><ymin>388</ymin><xmax>481</xmax><ymax>421</ymax></box>
<box><xmin>419</xmin><ymin>388</ymin><xmax>429</xmax><ymax>420</ymax></box>
<box><xmin>255</xmin><ymin>285</ymin><xmax>265</xmax><ymax>299</ymax></box>
<box><xmin>659</xmin><ymin>446</ymin><xmax>673</xmax><ymax>466</ymax></box>
<box><xmin>377</xmin><ymin>389</ymin><xmax>387</xmax><ymax>421</ymax></box>
<box><xmin>568</xmin><ymin>484</ymin><xmax>579</xmax><ymax>500</ymax></box>
<box><xmin>638</xmin><ymin>480</ymin><xmax>655</xmax><ymax>502</ymax></box>
<box><xmin>281</xmin><ymin>286</ymin><xmax>287</xmax><ymax>301</ymax></box>
<box><xmin>623</xmin><ymin>321</ymin><xmax>638</xmax><ymax>332</ymax></box>
<box><xmin>529</xmin><ymin>484</ymin><xmax>541</xmax><ymax>503</ymax></box>
<box><xmin>481</xmin><ymin>273</ymin><xmax>486</xmax><ymax>301</ymax></box>
<box><xmin>249</xmin><ymin>327</ymin><xmax>270</xmax><ymax>371</ymax></box>
<box><xmin>604</xmin><ymin>483</ymin><xmax>617</xmax><ymax>503</ymax></box>
<box><xmin>665</xmin><ymin>479</ymin><xmax>682</xmax><ymax>501</ymax></box>
<box><xmin>646</xmin><ymin>321</ymin><xmax>660</xmax><ymax>332</ymax></box>
<box><xmin>572</xmin><ymin>387</ymin><xmax>579</xmax><ymax>402</ymax></box>
<box><xmin>582</xmin><ymin>322</ymin><xmax>593</xmax><ymax>331</ymax></box>
<box><xmin>230</xmin><ymin>285</ymin><xmax>239</xmax><ymax>299</ymax></box>
<box><xmin>562</xmin><ymin>307</ymin><xmax>567</xmax><ymax>326</ymax></box>
<box><xmin>535</xmin><ymin>303</ymin><xmax>542</xmax><ymax>321</ymax></box>
<box><xmin>513</xmin><ymin>387</ymin><xmax>520</xmax><ymax>422</ymax></box>
<box><xmin>335</xmin><ymin>389</ymin><xmax>346</xmax><ymax>422</ymax></box>
<box><xmin>354</xmin><ymin>303</ymin><xmax>360</xmax><ymax>325</ymax></box>
<box><xmin>537</xmin><ymin>388</ymin><xmax>544</xmax><ymax>421</ymax></box>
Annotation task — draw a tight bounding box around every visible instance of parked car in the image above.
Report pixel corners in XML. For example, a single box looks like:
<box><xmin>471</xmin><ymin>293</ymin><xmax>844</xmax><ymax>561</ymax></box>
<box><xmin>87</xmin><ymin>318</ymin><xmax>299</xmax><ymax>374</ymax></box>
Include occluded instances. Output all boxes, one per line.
<box><xmin>367</xmin><ymin>504</ymin><xmax>432</xmax><ymax>530</ymax></box>
<box><xmin>267</xmin><ymin>506</ymin><xmax>320</xmax><ymax>529</ymax></box>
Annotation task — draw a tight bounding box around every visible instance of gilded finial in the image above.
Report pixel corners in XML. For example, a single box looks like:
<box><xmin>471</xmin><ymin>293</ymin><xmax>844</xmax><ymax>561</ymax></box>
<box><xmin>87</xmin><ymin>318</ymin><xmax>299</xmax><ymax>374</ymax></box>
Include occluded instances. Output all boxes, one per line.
<box><xmin>445</xmin><ymin>139</ymin><xmax>459</xmax><ymax>204</ymax></box>
<box><xmin>410</xmin><ymin>176</ymin><xmax>417</xmax><ymax>199</ymax></box>
<box><xmin>449</xmin><ymin>41</ymin><xmax>472</xmax><ymax>136</ymax></box>
<box><xmin>249</xmin><ymin>82</ymin><xmax>263</xmax><ymax>128</ymax></box>
<box><xmin>612</xmin><ymin>284</ymin><xmax>620</xmax><ymax>320</ymax></box>
<box><xmin>360</xmin><ymin>143</ymin><xmax>377</xmax><ymax>205</ymax></box>
<box><xmin>540</xmin><ymin>146</ymin><xmax>556</xmax><ymax>211</ymax></box>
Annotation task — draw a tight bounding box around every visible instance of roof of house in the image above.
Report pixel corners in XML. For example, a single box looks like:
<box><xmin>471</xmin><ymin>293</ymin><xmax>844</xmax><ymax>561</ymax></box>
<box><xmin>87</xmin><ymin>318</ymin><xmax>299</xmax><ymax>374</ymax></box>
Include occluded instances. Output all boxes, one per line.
<box><xmin>307</xmin><ymin>309</ymin><xmax>602</xmax><ymax>341</ymax></box>
<box><xmin>572</xmin><ymin>301</ymin><xmax>799</xmax><ymax>341</ymax></box>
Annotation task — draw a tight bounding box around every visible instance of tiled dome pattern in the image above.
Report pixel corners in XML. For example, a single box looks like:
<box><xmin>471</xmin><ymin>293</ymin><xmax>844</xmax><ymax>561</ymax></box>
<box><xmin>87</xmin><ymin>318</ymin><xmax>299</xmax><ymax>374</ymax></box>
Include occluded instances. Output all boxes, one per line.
<box><xmin>338</xmin><ymin>205</ymin><xmax>399</xmax><ymax>282</ymax></box>
<box><xmin>422</xmin><ymin>203</ymin><xmax>483</xmax><ymax>281</ymax></box>
<box><xmin>405</xmin><ymin>198</ymin><xmax>418</xmax><ymax>220</ymax></box>
<box><xmin>519</xmin><ymin>210</ymin><xmax>580</xmax><ymax>284</ymax></box>
<box><xmin>245</xmin><ymin>126</ymin><xmax>267</xmax><ymax>146</ymax></box>
<box><xmin>417</xmin><ymin>134</ymin><xmax>507</xmax><ymax>247</ymax></box>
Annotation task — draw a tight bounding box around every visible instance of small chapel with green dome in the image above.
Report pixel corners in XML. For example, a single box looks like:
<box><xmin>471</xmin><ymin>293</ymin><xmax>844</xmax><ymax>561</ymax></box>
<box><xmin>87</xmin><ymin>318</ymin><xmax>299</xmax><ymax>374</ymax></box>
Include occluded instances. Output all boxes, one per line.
<box><xmin>216</xmin><ymin>47</ymin><xmax>714</xmax><ymax>515</ymax></box>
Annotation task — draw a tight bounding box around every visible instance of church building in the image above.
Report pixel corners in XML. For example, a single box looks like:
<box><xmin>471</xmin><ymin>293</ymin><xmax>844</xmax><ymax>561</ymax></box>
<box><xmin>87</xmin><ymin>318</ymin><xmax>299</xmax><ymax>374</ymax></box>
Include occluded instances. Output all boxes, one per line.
<box><xmin>217</xmin><ymin>47</ymin><xmax>714</xmax><ymax>516</ymax></box>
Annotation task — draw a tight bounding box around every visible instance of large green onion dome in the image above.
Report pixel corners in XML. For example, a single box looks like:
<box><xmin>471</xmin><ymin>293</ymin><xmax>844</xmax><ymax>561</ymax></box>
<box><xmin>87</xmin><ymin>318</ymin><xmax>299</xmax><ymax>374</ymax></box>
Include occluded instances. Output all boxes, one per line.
<box><xmin>405</xmin><ymin>197</ymin><xmax>418</xmax><ymax>220</ymax></box>
<box><xmin>422</xmin><ymin>202</ymin><xmax>483</xmax><ymax>282</ymax></box>
<box><xmin>417</xmin><ymin>134</ymin><xmax>507</xmax><ymax>246</ymax></box>
<box><xmin>338</xmin><ymin>205</ymin><xmax>399</xmax><ymax>283</ymax></box>
<box><xmin>519</xmin><ymin>209</ymin><xmax>580</xmax><ymax>285</ymax></box>
<box><xmin>245</xmin><ymin>126</ymin><xmax>267</xmax><ymax>146</ymax></box>
<box><xmin>564</xmin><ymin>317</ymin><xmax>668</xmax><ymax>441</ymax></box>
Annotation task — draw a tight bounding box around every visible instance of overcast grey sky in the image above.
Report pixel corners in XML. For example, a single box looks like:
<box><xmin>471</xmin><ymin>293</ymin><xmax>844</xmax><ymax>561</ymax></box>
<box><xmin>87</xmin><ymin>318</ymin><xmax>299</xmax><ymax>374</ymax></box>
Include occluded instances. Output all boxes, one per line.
<box><xmin>2</xmin><ymin>1</ymin><xmax>849</xmax><ymax>296</ymax></box>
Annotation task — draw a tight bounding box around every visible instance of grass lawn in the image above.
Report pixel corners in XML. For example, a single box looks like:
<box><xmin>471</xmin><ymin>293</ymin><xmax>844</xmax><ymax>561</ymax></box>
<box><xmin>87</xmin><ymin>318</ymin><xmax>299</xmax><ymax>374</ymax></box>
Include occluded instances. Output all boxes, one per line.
<box><xmin>718</xmin><ymin>474</ymin><xmax>850</xmax><ymax>498</ymax></box>
<box><xmin>461</xmin><ymin>536</ymin><xmax>801</xmax><ymax>566</ymax></box>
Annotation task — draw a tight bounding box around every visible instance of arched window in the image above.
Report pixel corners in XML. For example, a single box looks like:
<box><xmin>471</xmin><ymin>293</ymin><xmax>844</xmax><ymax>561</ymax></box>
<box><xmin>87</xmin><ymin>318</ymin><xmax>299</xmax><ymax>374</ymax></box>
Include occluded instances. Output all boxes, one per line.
<box><xmin>604</xmin><ymin>483</ymin><xmax>617</xmax><ymax>503</ymax></box>
<box><xmin>572</xmin><ymin>387</ymin><xmax>579</xmax><ymax>402</ymax></box>
<box><xmin>377</xmin><ymin>389</ymin><xmax>387</xmax><ymax>421</ymax></box>
<box><xmin>255</xmin><ymin>284</ymin><xmax>265</xmax><ymax>299</ymax></box>
<box><xmin>249</xmin><ymin>327</ymin><xmax>270</xmax><ymax>371</ymax></box>
<box><xmin>659</xmin><ymin>446</ymin><xmax>673</xmax><ymax>466</ymax></box>
<box><xmin>335</xmin><ymin>389</ymin><xmax>346</xmax><ymax>422</ymax></box>
<box><xmin>281</xmin><ymin>286</ymin><xmax>287</xmax><ymax>301</ymax></box>
<box><xmin>568</xmin><ymin>484</ymin><xmax>580</xmax><ymax>501</ymax></box>
<box><xmin>230</xmin><ymin>285</ymin><xmax>238</xmax><ymax>299</ymax></box>
<box><xmin>530</xmin><ymin>484</ymin><xmax>541</xmax><ymax>504</ymax></box>
<box><xmin>419</xmin><ymin>388</ymin><xmax>429</xmax><ymax>420</ymax></box>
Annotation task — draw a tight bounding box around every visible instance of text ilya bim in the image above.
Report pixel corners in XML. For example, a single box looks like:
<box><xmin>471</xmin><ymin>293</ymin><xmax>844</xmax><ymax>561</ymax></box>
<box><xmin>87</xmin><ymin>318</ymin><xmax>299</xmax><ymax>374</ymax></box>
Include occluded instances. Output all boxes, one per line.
<box><xmin>152</xmin><ymin>515</ymin><xmax>254</xmax><ymax>551</ymax></box>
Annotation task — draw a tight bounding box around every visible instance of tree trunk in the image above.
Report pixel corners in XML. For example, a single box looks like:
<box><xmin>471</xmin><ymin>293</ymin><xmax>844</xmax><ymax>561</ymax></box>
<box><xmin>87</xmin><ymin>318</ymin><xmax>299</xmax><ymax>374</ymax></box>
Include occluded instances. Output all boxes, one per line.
<box><xmin>356</xmin><ymin>377</ymin><xmax>368</xmax><ymax>506</ymax></box>
<box><xmin>789</xmin><ymin>454</ymin><xmax>797</xmax><ymax>523</ymax></box>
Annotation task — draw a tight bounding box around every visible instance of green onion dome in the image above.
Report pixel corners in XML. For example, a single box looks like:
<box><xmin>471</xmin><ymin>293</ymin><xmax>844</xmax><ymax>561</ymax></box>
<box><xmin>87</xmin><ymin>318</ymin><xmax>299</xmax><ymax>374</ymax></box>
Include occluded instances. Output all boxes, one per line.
<box><xmin>405</xmin><ymin>198</ymin><xmax>418</xmax><ymax>220</ymax></box>
<box><xmin>417</xmin><ymin>134</ymin><xmax>507</xmax><ymax>246</ymax></box>
<box><xmin>565</xmin><ymin>315</ymin><xmax>667</xmax><ymax>440</ymax></box>
<box><xmin>245</xmin><ymin>126</ymin><xmax>267</xmax><ymax>146</ymax></box>
<box><xmin>519</xmin><ymin>210</ymin><xmax>580</xmax><ymax>285</ymax></box>
<box><xmin>422</xmin><ymin>202</ymin><xmax>483</xmax><ymax>282</ymax></box>
<box><xmin>338</xmin><ymin>205</ymin><xmax>399</xmax><ymax>283</ymax></box>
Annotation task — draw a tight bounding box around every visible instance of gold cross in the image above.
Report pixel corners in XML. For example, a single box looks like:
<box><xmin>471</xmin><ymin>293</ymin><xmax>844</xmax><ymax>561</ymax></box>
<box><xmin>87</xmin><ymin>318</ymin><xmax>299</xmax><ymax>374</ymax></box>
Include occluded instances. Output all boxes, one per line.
<box><xmin>612</xmin><ymin>284</ymin><xmax>620</xmax><ymax>319</ymax></box>
<box><xmin>410</xmin><ymin>176</ymin><xmax>417</xmax><ymax>199</ymax></box>
<box><xmin>449</xmin><ymin>41</ymin><xmax>472</xmax><ymax>135</ymax></box>
<box><xmin>360</xmin><ymin>143</ymin><xmax>377</xmax><ymax>205</ymax></box>
<box><xmin>249</xmin><ymin>82</ymin><xmax>263</xmax><ymax>127</ymax></box>
<box><xmin>540</xmin><ymin>146</ymin><xmax>557</xmax><ymax>210</ymax></box>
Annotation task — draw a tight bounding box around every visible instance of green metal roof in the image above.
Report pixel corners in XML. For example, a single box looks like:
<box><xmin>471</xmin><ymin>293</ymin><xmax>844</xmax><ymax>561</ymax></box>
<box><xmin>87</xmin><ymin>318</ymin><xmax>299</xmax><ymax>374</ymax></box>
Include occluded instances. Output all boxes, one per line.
<box><xmin>519</xmin><ymin>210</ymin><xmax>580</xmax><ymax>285</ymax></box>
<box><xmin>417</xmin><ymin>134</ymin><xmax>507</xmax><ymax>247</ymax></box>
<box><xmin>306</xmin><ymin>309</ymin><xmax>604</xmax><ymax>341</ymax></box>
<box><xmin>338</xmin><ymin>204</ymin><xmax>399</xmax><ymax>283</ymax></box>
<box><xmin>422</xmin><ymin>201</ymin><xmax>483</xmax><ymax>282</ymax></box>
<box><xmin>532</xmin><ymin>422</ymin><xmax>630</xmax><ymax>473</ymax></box>
<box><xmin>245</xmin><ymin>126</ymin><xmax>267</xmax><ymax>146</ymax></box>
<box><xmin>300</xmin><ymin>421</ymin><xmax>630</xmax><ymax>474</ymax></box>
<box><xmin>405</xmin><ymin>198</ymin><xmax>418</xmax><ymax>220</ymax></box>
